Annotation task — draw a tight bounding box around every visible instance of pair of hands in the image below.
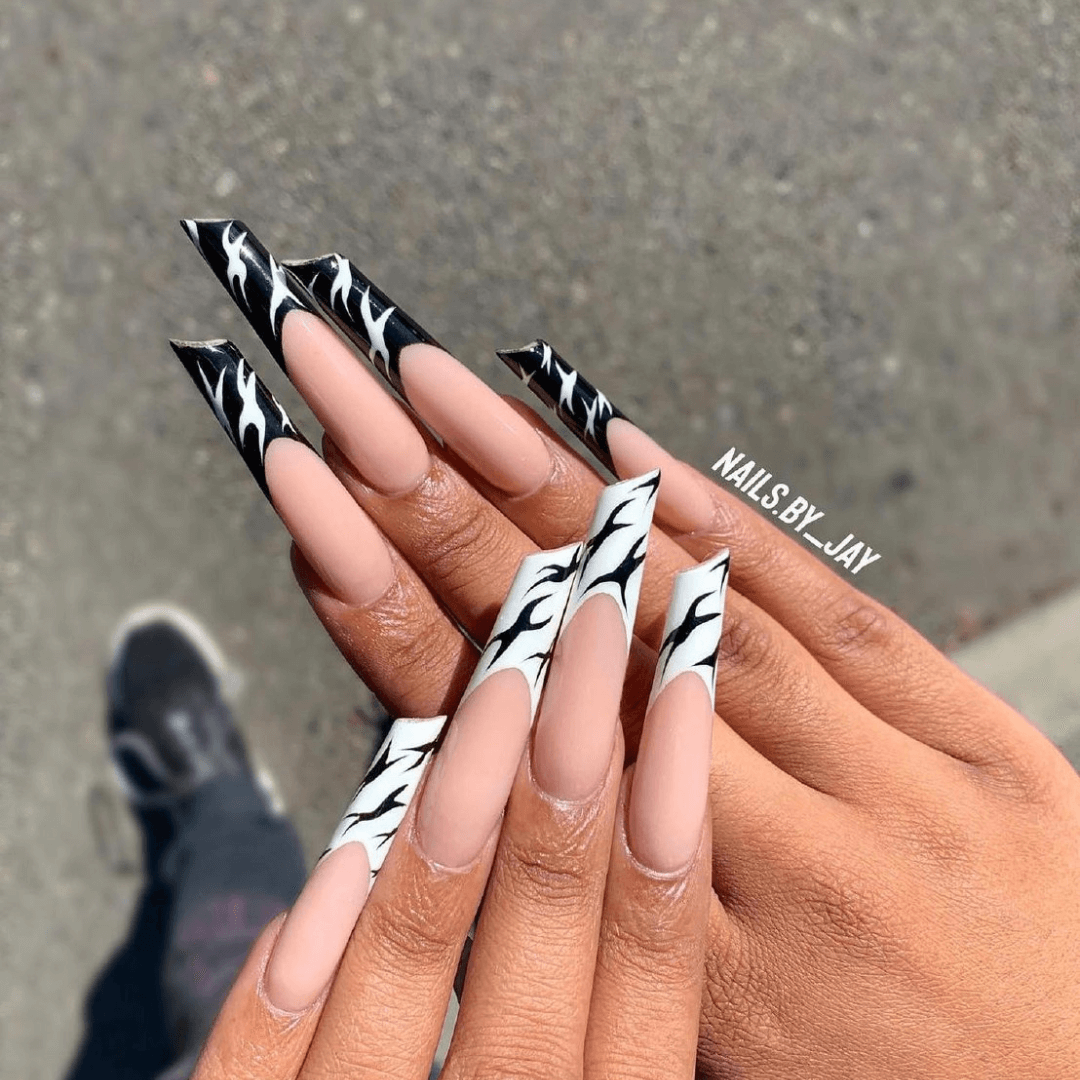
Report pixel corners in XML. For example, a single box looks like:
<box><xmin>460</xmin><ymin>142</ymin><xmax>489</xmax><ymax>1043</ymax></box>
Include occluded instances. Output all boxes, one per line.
<box><xmin>177</xmin><ymin>222</ymin><xmax>1080</xmax><ymax>1078</ymax></box>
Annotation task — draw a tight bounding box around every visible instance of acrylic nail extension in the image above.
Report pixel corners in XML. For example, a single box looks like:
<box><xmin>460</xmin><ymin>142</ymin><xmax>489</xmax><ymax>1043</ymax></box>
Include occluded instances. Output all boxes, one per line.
<box><xmin>629</xmin><ymin>554</ymin><xmax>729</xmax><ymax>873</ymax></box>
<box><xmin>564</xmin><ymin>471</ymin><xmax>661</xmax><ymax>650</ymax></box>
<box><xmin>497</xmin><ymin>339</ymin><xmax>717</xmax><ymax>533</ymax></box>
<box><xmin>649</xmin><ymin>549</ymin><xmax>730</xmax><ymax>707</ymax></box>
<box><xmin>170</xmin><ymin>339</ymin><xmax>394</xmax><ymax>606</ymax></box>
<box><xmin>496</xmin><ymin>339</ymin><xmax>629</xmax><ymax>473</ymax></box>
<box><xmin>169</xmin><ymin>338</ymin><xmax>312</xmax><ymax>498</ymax></box>
<box><xmin>181</xmin><ymin>218</ymin><xmax>316</xmax><ymax>371</ymax></box>
<box><xmin>461</xmin><ymin>542</ymin><xmax>583</xmax><ymax>722</ymax></box>
<box><xmin>323</xmin><ymin>714</ymin><xmax>450</xmax><ymax>883</ymax></box>
<box><xmin>286</xmin><ymin>253</ymin><xmax>444</xmax><ymax>399</ymax></box>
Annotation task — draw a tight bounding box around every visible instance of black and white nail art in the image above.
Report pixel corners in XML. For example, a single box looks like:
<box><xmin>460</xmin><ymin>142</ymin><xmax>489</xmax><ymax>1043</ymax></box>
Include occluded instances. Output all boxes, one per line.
<box><xmin>462</xmin><ymin>542</ymin><xmax>583</xmax><ymax>721</ymax></box>
<box><xmin>169</xmin><ymin>339</ymin><xmax>311</xmax><ymax>499</ymax></box>
<box><xmin>285</xmin><ymin>253</ymin><xmax>444</xmax><ymax>400</ymax></box>
<box><xmin>496</xmin><ymin>340</ymin><xmax>629</xmax><ymax>473</ymax></box>
<box><xmin>181</xmin><ymin>219</ymin><xmax>314</xmax><ymax>371</ymax></box>
<box><xmin>565</xmin><ymin>471</ymin><xmax>660</xmax><ymax>649</ymax></box>
<box><xmin>650</xmin><ymin>550</ymin><xmax>730</xmax><ymax>707</ymax></box>
<box><xmin>323</xmin><ymin>714</ymin><xmax>448</xmax><ymax>885</ymax></box>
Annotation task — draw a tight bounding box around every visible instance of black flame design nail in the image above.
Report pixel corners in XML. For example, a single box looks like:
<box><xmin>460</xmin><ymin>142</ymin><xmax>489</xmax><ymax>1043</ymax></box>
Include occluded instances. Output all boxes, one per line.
<box><xmin>565</xmin><ymin>471</ymin><xmax>660</xmax><ymax>648</ymax></box>
<box><xmin>462</xmin><ymin>542</ymin><xmax>583</xmax><ymax>721</ymax></box>
<box><xmin>169</xmin><ymin>339</ymin><xmax>311</xmax><ymax>499</ymax></box>
<box><xmin>650</xmin><ymin>550</ymin><xmax>730</xmax><ymax>707</ymax></box>
<box><xmin>495</xmin><ymin>339</ymin><xmax>629</xmax><ymax>473</ymax></box>
<box><xmin>284</xmin><ymin>253</ymin><xmax>444</xmax><ymax>400</ymax></box>
<box><xmin>181</xmin><ymin>219</ymin><xmax>316</xmax><ymax>372</ymax></box>
<box><xmin>322</xmin><ymin>714</ymin><xmax>448</xmax><ymax>883</ymax></box>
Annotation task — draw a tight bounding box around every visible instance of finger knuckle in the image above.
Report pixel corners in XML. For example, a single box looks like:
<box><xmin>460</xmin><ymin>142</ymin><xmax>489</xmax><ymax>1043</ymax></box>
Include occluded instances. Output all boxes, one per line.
<box><xmin>815</xmin><ymin>595</ymin><xmax>896</xmax><ymax>664</ymax></box>
<box><xmin>498</xmin><ymin>833</ymin><xmax>597</xmax><ymax>912</ymax></box>
<box><xmin>362</xmin><ymin>890</ymin><xmax>460</xmax><ymax>969</ymax></box>
<box><xmin>416</xmin><ymin>495</ymin><xmax>513</xmax><ymax>598</ymax></box>
<box><xmin>596</xmin><ymin>913</ymin><xmax>698</xmax><ymax>988</ymax></box>
<box><xmin>717</xmin><ymin>609</ymin><xmax>781</xmax><ymax>688</ymax></box>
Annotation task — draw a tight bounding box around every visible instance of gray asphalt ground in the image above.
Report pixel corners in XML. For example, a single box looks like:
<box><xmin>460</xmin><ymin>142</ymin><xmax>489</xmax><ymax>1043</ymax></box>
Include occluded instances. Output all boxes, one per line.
<box><xmin>1</xmin><ymin>1</ymin><xmax>1078</xmax><ymax>1076</ymax></box>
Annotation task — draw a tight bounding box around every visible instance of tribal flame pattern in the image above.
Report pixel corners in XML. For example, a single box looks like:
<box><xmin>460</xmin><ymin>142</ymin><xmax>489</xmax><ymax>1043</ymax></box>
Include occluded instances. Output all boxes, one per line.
<box><xmin>650</xmin><ymin>550</ymin><xmax>730</xmax><ymax>707</ymax></box>
<box><xmin>169</xmin><ymin>339</ymin><xmax>310</xmax><ymax>499</ymax></box>
<box><xmin>565</xmin><ymin>471</ymin><xmax>660</xmax><ymax>649</ymax></box>
<box><xmin>181</xmin><ymin>219</ymin><xmax>314</xmax><ymax>372</ymax></box>
<box><xmin>462</xmin><ymin>542</ymin><xmax>583</xmax><ymax>722</ymax></box>
<box><xmin>496</xmin><ymin>339</ymin><xmax>629</xmax><ymax>474</ymax></box>
<box><xmin>285</xmin><ymin>253</ymin><xmax>444</xmax><ymax>400</ymax></box>
<box><xmin>323</xmin><ymin>714</ymin><xmax>448</xmax><ymax>884</ymax></box>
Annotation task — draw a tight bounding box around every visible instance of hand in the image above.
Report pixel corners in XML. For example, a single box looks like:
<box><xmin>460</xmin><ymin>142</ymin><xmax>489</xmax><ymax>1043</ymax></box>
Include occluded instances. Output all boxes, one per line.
<box><xmin>177</xmin><ymin>221</ymin><xmax>1080</xmax><ymax>1077</ymax></box>
<box><xmin>189</xmin><ymin>493</ymin><xmax>722</xmax><ymax>1080</ymax></box>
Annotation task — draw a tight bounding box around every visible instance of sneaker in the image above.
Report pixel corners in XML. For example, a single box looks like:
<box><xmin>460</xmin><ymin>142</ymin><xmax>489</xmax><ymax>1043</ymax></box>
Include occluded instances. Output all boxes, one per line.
<box><xmin>106</xmin><ymin>604</ymin><xmax>252</xmax><ymax>809</ymax></box>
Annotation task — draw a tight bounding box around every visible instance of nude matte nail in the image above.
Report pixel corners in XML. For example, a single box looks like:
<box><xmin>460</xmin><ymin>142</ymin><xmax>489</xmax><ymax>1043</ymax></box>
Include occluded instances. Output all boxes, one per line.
<box><xmin>264</xmin><ymin>439</ymin><xmax>395</xmax><ymax>607</ymax></box>
<box><xmin>170</xmin><ymin>338</ymin><xmax>395</xmax><ymax>607</ymax></box>
<box><xmin>287</xmin><ymin>254</ymin><xmax>553</xmax><ymax>497</ymax></box>
<box><xmin>416</xmin><ymin>546</ymin><xmax>582</xmax><ymax>867</ymax></box>
<box><xmin>280</xmin><ymin>311</ymin><xmax>431</xmax><ymax>495</ymax></box>
<box><xmin>497</xmin><ymin>339</ymin><xmax>717</xmax><ymax>533</ymax></box>
<box><xmin>181</xmin><ymin>219</ymin><xmax>316</xmax><ymax>372</ymax></box>
<box><xmin>629</xmin><ymin>555</ymin><xmax>730</xmax><ymax>872</ymax></box>
<box><xmin>264</xmin><ymin>843</ymin><xmax>370</xmax><ymax>1012</ymax></box>
<box><xmin>399</xmin><ymin>344</ymin><xmax>553</xmax><ymax>497</ymax></box>
<box><xmin>531</xmin><ymin>474</ymin><xmax>659</xmax><ymax>801</ymax></box>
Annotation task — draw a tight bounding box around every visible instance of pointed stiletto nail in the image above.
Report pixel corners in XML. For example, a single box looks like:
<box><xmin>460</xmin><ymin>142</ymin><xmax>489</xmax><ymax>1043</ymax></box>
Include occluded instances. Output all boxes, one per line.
<box><xmin>169</xmin><ymin>338</ymin><xmax>312</xmax><ymax>499</ymax></box>
<box><xmin>497</xmin><ymin>339</ymin><xmax>718</xmax><ymax>533</ymax></box>
<box><xmin>170</xmin><ymin>338</ymin><xmax>395</xmax><ymax>607</ymax></box>
<box><xmin>564</xmin><ymin>471</ymin><xmax>660</xmax><ymax>649</ymax></box>
<box><xmin>323</xmin><ymin>714</ymin><xmax>449</xmax><ymax>884</ymax></box>
<box><xmin>181</xmin><ymin>218</ymin><xmax>318</xmax><ymax>371</ymax></box>
<box><xmin>649</xmin><ymin>550</ymin><xmax>730</xmax><ymax>708</ymax></box>
<box><xmin>462</xmin><ymin>542</ymin><xmax>583</xmax><ymax>722</ymax></box>
<box><xmin>496</xmin><ymin>339</ymin><xmax>629</xmax><ymax>472</ymax></box>
<box><xmin>285</xmin><ymin>253</ymin><xmax>444</xmax><ymax>400</ymax></box>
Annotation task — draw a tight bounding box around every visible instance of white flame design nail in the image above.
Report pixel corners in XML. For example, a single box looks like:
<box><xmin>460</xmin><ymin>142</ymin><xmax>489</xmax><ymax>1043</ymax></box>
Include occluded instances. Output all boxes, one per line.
<box><xmin>360</xmin><ymin>285</ymin><xmax>395</xmax><ymax>378</ymax></box>
<box><xmin>221</xmin><ymin>222</ymin><xmax>249</xmax><ymax>307</ymax></box>
<box><xmin>234</xmin><ymin>358</ymin><xmax>267</xmax><ymax>461</ymax></box>
<box><xmin>329</xmin><ymin>254</ymin><xmax>353</xmax><ymax>315</ymax></box>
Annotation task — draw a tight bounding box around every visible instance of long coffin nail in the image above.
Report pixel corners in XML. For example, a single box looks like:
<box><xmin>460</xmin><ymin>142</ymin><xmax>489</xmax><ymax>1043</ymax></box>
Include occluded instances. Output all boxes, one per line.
<box><xmin>285</xmin><ymin>253</ymin><xmax>443</xmax><ymax>399</ymax></box>
<box><xmin>629</xmin><ymin>552</ymin><xmax>730</xmax><ymax>873</ymax></box>
<box><xmin>416</xmin><ymin>544</ymin><xmax>581</xmax><ymax>868</ymax></box>
<box><xmin>181</xmin><ymin>218</ymin><xmax>318</xmax><ymax>371</ymax></box>
<box><xmin>530</xmin><ymin>475</ymin><xmax>658</xmax><ymax>800</ymax></box>
<box><xmin>649</xmin><ymin>549</ymin><xmax>730</xmax><ymax>707</ymax></box>
<box><xmin>265</xmin><ymin>714</ymin><xmax>447</xmax><ymax>1012</ymax></box>
<box><xmin>288</xmin><ymin>256</ymin><xmax>552</xmax><ymax>496</ymax></box>
<box><xmin>497</xmin><ymin>340</ymin><xmax>715</xmax><ymax>532</ymax></box>
<box><xmin>170</xmin><ymin>339</ymin><xmax>394</xmax><ymax>606</ymax></box>
<box><xmin>564</xmin><ymin>471</ymin><xmax>660</xmax><ymax>650</ymax></box>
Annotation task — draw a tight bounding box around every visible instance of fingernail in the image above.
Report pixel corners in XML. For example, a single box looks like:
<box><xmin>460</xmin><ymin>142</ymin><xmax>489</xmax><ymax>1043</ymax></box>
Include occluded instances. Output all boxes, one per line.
<box><xmin>629</xmin><ymin>553</ymin><xmax>729</xmax><ymax>873</ymax></box>
<box><xmin>264</xmin><ymin>843</ymin><xmax>369</xmax><ymax>1012</ymax></box>
<box><xmin>324</xmin><ymin>714</ymin><xmax>449</xmax><ymax>879</ymax></box>
<box><xmin>265</xmin><ymin>713</ymin><xmax>447</xmax><ymax>1013</ymax></box>
<box><xmin>531</xmin><ymin>474</ymin><xmax>658</xmax><ymax>800</ymax></box>
<box><xmin>416</xmin><ymin>545</ymin><xmax>581</xmax><ymax>867</ymax></box>
<box><xmin>170</xmin><ymin>339</ymin><xmax>395</xmax><ymax>606</ymax></box>
<box><xmin>285</xmin><ymin>253</ymin><xmax>443</xmax><ymax>399</ymax></box>
<box><xmin>181</xmin><ymin>219</ymin><xmax>317</xmax><ymax>372</ymax></box>
<box><xmin>280</xmin><ymin>311</ymin><xmax>431</xmax><ymax>495</ymax></box>
<box><xmin>289</xmin><ymin>255</ymin><xmax>552</xmax><ymax>497</ymax></box>
<box><xmin>497</xmin><ymin>340</ymin><xmax>716</xmax><ymax>532</ymax></box>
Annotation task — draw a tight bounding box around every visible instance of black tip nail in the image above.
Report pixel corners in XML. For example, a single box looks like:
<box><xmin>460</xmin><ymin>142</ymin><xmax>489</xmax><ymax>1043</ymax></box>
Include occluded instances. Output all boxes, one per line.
<box><xmin>169</xmin><ymin>338</ymin><xmax>312</xmax><ymax>499</ymax></box>
<box><xmin>283</xmin><ymin>254</ymin><xmax>444</xmax><ymax>400</ymax></box>
<box><xmin>180</xmin><ymin>219</ymin><xmax>316</xmax><ymax>372</ymax></box>
<box><xmin>495</xmin><ymin>339</ymin><xmax>628</xmax><ymax>473</ymax></box>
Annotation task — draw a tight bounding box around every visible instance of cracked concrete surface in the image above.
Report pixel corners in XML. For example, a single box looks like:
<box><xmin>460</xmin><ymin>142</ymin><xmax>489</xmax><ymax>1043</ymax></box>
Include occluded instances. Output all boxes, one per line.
<box><xmin>0</xmin><ymin>1</ymin><xmax>1078</xmax><ymax>1076</ymax></box>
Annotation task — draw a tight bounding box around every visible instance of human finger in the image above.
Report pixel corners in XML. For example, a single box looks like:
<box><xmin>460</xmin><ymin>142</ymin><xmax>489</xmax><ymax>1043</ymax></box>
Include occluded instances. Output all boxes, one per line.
<box><xmin>168</xmin><ymin>337</ymin><xmax>475</xmax><ymax>721</ymax></box>
<box><xmin>301</xmin><ymin>543</ymin><xmax>581</xmax><ymax>1079</ymax></box>
<box><xmin>442</xmin><ymin>474</ymin><xmax>656</xmax><ymax>1077</ymax></box>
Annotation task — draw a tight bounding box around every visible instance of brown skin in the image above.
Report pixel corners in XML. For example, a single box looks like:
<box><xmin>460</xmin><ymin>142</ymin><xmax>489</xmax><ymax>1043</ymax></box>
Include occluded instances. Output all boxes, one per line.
<box><xmin>285</xmin><ymin>395</ymin><xmax>1080</xmax><ymax>1079</ymax></box>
